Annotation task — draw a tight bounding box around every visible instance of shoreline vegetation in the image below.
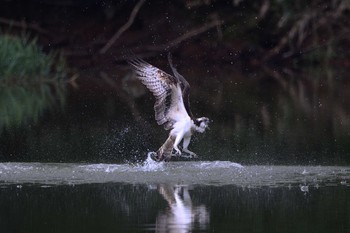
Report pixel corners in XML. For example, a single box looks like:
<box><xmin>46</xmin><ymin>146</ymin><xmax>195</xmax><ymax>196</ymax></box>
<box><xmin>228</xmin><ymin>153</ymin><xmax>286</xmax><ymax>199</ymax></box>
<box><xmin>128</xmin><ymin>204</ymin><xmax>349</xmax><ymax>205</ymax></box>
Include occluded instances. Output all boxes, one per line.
<box><xmin>0</xmin><ymin>34</ymin><xmax>66</xmax><ymax>132</ymax></box>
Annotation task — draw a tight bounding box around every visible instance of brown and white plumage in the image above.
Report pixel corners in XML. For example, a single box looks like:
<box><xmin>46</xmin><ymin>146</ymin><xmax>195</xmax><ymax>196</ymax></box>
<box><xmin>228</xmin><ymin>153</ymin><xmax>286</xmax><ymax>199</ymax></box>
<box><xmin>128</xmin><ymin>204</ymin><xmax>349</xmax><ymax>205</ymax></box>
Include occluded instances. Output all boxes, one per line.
<box><xmin>128</xmin><ymin>56</ymin><xmax>190</xmax><ymax>130</ymax></box>
<box><xmin>128</xmin><ymin>54</ymin><xmax>209</xmax><ymax>161</ymax></box>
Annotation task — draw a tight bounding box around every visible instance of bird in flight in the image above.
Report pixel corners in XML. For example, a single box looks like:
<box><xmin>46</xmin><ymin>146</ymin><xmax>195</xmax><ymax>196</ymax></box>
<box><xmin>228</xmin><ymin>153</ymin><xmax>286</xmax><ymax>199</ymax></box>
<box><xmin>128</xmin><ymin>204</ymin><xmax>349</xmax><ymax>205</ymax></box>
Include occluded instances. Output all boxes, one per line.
<box><xmin>128</xmin><ymin>53</ymin><xmax>210</xmax><ymax>162</ymax></box>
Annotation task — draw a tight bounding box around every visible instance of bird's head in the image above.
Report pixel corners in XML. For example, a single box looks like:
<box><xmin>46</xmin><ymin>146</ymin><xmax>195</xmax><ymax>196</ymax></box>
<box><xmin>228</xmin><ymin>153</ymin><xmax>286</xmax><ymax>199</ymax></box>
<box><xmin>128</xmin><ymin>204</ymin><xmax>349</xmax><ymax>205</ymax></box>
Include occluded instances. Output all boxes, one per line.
<box><xmin>193</xmin><ymin>117</ymin><xmax>210</xmax><ymax>133</ymax></box>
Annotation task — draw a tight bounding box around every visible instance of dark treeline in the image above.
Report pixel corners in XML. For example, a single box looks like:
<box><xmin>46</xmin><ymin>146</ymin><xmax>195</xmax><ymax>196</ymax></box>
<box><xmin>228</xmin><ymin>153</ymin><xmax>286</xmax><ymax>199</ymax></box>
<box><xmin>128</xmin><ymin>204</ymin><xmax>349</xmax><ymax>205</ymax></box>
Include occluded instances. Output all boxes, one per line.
<box><xmin>0</xmin><ymin>0</ymin><xmax>349</xmax><ymax>70</ymax></box>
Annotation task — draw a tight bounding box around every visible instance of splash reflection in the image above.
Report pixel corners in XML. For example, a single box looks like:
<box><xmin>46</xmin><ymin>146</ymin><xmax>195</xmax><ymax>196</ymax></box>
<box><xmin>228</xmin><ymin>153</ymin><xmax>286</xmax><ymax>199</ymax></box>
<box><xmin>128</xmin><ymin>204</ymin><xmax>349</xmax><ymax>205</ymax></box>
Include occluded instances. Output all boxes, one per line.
<box><xmin>155</xmin><ymin>184</ymin><xmax>209</xmax><ymax>232</ymax></box>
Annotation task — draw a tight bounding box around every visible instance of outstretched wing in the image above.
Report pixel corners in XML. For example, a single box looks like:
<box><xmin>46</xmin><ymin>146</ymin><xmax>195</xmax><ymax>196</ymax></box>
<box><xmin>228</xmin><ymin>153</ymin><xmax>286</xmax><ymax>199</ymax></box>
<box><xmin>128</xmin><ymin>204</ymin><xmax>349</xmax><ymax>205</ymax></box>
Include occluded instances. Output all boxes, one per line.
<box><xmin>128</xmin><ymin>58</ymin><xmax>189</xmax><ymax>130</ymax></box>
<box><xmin>167</xmin><ymin>53</ymin><xmax>194</xmax><ymax>119</ymax></box>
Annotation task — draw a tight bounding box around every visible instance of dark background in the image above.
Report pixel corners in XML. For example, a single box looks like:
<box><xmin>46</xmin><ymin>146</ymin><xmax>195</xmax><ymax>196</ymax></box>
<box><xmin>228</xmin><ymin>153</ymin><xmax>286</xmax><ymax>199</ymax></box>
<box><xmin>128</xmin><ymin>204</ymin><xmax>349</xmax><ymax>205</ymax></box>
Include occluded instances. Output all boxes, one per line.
<box><xmin>0</xmin><ymin>0</ymin><xmax>350</xmax><ymax>164</ymax></box>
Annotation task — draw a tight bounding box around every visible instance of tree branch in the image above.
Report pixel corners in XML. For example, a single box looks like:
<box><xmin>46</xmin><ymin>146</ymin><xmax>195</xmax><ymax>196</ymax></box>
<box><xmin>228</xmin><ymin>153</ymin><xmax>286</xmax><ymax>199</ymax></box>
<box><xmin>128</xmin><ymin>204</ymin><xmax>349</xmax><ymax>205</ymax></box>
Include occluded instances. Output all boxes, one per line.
<box><xmin>99</xmin><ymin>0</ymin><xmax>146</xmax><ymax>54</ymax></box>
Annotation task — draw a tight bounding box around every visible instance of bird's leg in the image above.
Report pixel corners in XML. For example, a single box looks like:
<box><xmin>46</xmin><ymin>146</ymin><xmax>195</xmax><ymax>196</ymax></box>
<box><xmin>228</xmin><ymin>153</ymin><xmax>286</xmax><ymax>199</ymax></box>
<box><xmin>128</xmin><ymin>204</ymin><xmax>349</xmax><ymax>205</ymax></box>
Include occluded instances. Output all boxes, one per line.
<box><xmin>182</xmin><ymin>135</ymin><xmax>197</xmax><ymax>158</ymax></box>
<box><xmin>155</xmin><ymin>135</ymin><xmax>175</xmax><ymax>162</ymax></box>
<box><xmin>173</xmin><ymin>132</ymin><xmax>184</xmax><ymax>155</ymax></box>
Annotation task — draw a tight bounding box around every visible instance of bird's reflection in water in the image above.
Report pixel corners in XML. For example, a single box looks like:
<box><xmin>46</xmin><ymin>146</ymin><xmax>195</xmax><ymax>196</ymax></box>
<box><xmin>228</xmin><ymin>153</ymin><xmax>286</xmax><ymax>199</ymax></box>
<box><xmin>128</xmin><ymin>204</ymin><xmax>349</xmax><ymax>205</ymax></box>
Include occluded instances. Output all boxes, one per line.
<box><xmin>155</xmin><ymin>184</ymin><xmax>209</xmax><ymax>233</ymax></box>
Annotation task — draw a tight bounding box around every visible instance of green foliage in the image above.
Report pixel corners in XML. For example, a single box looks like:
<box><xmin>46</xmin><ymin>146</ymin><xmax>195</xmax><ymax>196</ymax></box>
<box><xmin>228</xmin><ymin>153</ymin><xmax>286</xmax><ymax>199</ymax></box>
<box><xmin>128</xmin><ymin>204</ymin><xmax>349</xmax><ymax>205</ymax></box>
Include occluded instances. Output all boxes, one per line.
<box><xmin>0</xmin><ymin>34</ymin><xmax>66</xmax><ymax>133</ymax></box>
<box><xmin>0</xmin><ymin>34</ymin><xmax>66</xmax><ymax>83</ymax></box>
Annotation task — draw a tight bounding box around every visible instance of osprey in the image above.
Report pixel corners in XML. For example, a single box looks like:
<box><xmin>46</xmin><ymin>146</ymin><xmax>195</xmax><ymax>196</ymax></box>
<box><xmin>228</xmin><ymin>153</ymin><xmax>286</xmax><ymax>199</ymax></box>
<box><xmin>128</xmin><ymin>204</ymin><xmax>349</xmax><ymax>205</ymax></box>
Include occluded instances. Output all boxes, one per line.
<box><xmin>128</xmin><ymin>54</ymin><xmax>210</xmax><ymax>162</ymax></box>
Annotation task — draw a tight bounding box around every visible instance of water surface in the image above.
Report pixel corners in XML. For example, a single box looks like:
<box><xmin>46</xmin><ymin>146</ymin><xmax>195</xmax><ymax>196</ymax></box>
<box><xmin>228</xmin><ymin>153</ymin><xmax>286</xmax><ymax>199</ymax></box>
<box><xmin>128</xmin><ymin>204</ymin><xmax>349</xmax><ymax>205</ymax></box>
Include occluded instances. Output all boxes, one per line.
<box><xmin>1</xmin><ymin>161</ymin><xmax>349</xmax><ymax>233</ymax></box>
<box><xmin>0</xmin><ymin>160</ymin><xmax>349</xmax><ymax>187</ymax></box>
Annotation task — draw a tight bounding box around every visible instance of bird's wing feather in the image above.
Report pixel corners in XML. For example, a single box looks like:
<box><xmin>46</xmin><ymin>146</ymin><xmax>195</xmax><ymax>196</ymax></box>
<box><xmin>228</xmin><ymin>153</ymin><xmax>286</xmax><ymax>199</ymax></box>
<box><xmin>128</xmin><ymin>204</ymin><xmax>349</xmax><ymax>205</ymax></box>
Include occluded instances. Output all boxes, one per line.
<box><xmin>167</xmin><ymin>53</ymin><xmax>194</xmax><ymax>119</ymax></box>
<box><xmin>128</xmin><ymin>58</ymin><xmax>189</xmax><ymax>130</ymax></box>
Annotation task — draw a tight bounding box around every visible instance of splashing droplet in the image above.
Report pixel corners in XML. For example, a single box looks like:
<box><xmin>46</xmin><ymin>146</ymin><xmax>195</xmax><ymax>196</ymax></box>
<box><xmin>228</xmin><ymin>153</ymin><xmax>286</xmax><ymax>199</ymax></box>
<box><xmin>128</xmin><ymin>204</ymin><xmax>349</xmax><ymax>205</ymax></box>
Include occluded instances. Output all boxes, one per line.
<box><xmin>136</xmin><ymin>152</ymin><xmax>165</xmax><ymax>172</ymax></box>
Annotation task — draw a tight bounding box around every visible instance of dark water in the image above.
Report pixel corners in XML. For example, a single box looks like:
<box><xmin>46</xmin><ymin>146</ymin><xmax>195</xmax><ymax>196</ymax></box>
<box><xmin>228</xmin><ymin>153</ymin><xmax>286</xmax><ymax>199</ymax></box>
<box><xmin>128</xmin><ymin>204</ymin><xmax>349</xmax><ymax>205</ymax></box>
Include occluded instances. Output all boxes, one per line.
<box><xmin>0</xmin><ymin>161</ymin><xmax>349</xmax><ymax>233</ymax></box>
<box><xmin>1</xmin><ymin>67</ymin><xmax>350</xmax><ymax>164</ymax></box>
<box><xmin>1</xmin><ymin>64</ymin><xmax>350</xmax><ymax>232</ymax></box>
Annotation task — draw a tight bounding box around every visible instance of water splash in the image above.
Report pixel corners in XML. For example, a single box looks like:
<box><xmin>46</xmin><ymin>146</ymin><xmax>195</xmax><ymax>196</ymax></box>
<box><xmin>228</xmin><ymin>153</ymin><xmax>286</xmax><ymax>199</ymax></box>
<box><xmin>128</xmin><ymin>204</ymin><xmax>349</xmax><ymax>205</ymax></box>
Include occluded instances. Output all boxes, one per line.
<box><xmin>136</xmin><ymin>152</ymin><xmax>165</xmax><ymax>172</ymax></box>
